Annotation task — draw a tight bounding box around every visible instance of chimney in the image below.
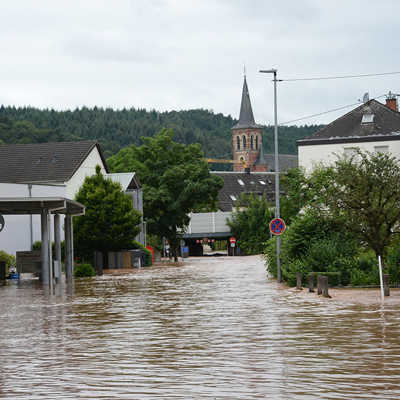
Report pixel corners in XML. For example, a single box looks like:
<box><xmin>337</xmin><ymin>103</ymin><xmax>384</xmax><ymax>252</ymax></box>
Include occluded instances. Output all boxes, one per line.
<box><xmin>386</xmin><ymin>91</ymin><xmax>398</xmax><ymax>112</ymax></box>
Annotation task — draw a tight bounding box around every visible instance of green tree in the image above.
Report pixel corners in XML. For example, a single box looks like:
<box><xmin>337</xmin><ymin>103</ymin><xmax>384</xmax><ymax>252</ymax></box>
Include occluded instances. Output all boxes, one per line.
<box><xmin>74</xmin><ymin>166</ymin><xmax>142</xmax><ymax>263</ymax></box>
<box><xmin>108</xmin><ymin>129</ymin><xmax>223</xmax><ymax>260</ymax></box>
<box><xmin>320</xmin><ymin>150</ymin><xmax>400</xmax><ymax>262</ymax></box>
<box><xmin>227</xmin><ymin>194</ymin><xmax>275</xmax><ymax>255</ymax></box>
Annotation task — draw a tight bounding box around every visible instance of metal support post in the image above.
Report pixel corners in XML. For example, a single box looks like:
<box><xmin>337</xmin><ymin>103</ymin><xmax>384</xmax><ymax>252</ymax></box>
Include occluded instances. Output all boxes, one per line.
<box><xmin>54</xmin><ymin>214</ymin><xmax>62</xmax><ymax>283</ymax></box>
<box><xmin>40</xmin><ymin>209</ymin><xmax>50</xmax><ymax>285</ymax></box>
<box><xmin>65</xmin><ymin>215</ymin><xmax>73</xmax><ymax>280</ymax></box>
<box><xmin>260</xmin><ymin>68</ymin><xmax>282</xmax><ymax>282</ymax></box>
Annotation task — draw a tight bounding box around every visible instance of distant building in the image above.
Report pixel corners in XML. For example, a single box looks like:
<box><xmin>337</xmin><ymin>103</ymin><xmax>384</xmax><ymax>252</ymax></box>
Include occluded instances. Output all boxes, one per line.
<box><xmin>232</xmin><ymin>76</ymin><xmax>298</xmax><ymax>173</ymax></box>
<box><xmin>0</xmin><ymin>141</ymin><xmax>144</xmax><ymax>254</ymax></box>
<box><xmin>211</xmin><ymin>171</ymin><xmax>275</xmax><ymax>211</ymax></box>
<box><xmin>298</xmin><ymin>94</ymin><xmax>400</xmax><ymax>171</ymax></box>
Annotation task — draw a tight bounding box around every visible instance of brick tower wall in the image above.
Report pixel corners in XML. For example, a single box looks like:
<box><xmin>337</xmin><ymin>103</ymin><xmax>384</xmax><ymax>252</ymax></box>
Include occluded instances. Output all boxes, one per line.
<box><xmin>232</xmin><ymin>127</ymin><xmax>267</xmax><ymax>171</ymax></box>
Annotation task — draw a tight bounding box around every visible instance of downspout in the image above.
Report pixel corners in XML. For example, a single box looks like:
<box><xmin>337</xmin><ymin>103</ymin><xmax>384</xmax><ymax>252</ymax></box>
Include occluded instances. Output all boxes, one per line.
<box><xmin>28</xmin><ymin>184</ymin><xmax>33</xmax><ymax>250</ymax></box>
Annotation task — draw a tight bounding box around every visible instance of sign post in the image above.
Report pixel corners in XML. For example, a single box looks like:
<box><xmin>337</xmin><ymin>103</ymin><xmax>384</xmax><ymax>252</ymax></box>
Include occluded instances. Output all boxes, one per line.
<box><xmin>269</xmin><ymin>217</ymin><xmax>286</xmax><ymax>236</ymax></box>
<box><xmin>0</xmin><ymin>214</ymin><xmax>4</xmax><ymax>233</ymax></box>
<box><xmin>229</xmin><ymin>237</ymin><xmax>236</xmax><ymax>256</ymax></box>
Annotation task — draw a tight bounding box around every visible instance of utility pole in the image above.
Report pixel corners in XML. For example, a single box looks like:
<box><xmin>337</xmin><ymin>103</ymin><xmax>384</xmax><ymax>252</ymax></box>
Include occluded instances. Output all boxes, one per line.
<box><xmin>260</xmin><ymin>68</ymin><xmax>282</xmax><ymax>282</ymax></box>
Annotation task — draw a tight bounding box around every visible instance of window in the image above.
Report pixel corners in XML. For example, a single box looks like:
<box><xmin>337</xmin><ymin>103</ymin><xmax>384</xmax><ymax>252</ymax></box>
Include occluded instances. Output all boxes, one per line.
<box><xmin>251</xmin><ymin>136</ymin><xmax>254</xmax><ymax>149</ymax></box>
<box><xmin>255</xmin><ymin>136</ymin><xmax>258</xmax><ymax>150</ymax></box>
<box><xmin>374</xmin><ymin>145</ymin><xmax>389</xmax><ymax>154</ymax></box>
<box><xmin>236</xmin><ymin>136</ymin><xmax>240</xmax><ymax>151</ymax></box>
<box><xmin>242</xmin><ymin>135</ymin><xmax>246</xmax><ymax>149</ymax></box>
<box><xmin>361</xmin><ymin>113</ymin><xmax>374</xmax><ymax>124</ymax></box>
<box><xmin>344</xmin><ymin>147</ymin><xmax>358</xmax><ymax>157</ymax></box>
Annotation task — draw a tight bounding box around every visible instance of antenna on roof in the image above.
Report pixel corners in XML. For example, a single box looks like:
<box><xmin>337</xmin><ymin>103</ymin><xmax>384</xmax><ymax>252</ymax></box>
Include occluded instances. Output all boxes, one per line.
<box><xmin>243</xmin><ymin>64</ymin><xmax>246</xmax><ymax>77</ymax></box>
<box><xmin>362</xmin><ymin>92</ymin><xmax>369</xmax><ymax>103</ymax></box>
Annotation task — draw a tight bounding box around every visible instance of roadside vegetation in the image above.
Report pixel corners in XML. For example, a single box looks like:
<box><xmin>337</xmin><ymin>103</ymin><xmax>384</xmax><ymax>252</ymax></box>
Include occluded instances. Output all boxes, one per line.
<box><xmin>108</xmin><ymin>128</ymin><xmax>223</xmax><ymax>261</ymax></box>
<box><xmin>265</xmin><ymin>150</ymin><xmax>400</xmax><ymax>286</ymax></box>
<box><xmin>73</xmin><ymin>166</ymin><xmax>142</xmax><ymax>265</ymax></box>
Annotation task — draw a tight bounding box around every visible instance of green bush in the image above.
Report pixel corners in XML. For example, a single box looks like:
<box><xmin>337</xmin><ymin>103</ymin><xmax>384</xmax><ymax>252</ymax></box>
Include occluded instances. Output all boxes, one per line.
<box><xmin>131</xmin><ymin>240</ymin><xmax>152</xmax><ymax>266</ymax></box>
<box><xmin>33</xmin><ymin>240</ymin><xmax>65</xmax><ymax>261</ymax></box>
<box><xmin>0</xmin><ymin>250</ymin><xmax>16</xmax><ymax>274</ymax></box>
<box><xmin>308</xmin><ymin>272</ymin><xmax>342</xmax><ymax>287</ymax></box>
<box><xmin>386</xmin><ymin>243</ymin><xmax>400</xmax><ymax>285</ymax></box>
<box><xmin>74</xmin><ymin>263</ymin><xmax>96</xmax><ymax>278</ymax></box>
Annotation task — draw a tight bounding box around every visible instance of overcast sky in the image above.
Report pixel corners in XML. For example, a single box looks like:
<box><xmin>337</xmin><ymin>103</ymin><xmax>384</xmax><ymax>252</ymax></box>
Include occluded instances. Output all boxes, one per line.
<box><xmin>1</xmin><ymin>1</ymin><xmax>399</xmax><ymax>125</ymax></box>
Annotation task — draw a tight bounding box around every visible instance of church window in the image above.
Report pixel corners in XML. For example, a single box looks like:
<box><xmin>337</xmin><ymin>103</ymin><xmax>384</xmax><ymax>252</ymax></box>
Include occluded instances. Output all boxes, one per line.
<box><xmin>242</xmin><ymin>136</ymin><xmax>246</xmax><ymax>149</ymax></box>
<box><xmin>251</xmin><ymin>136</ymin><xmax>254</xmax><ymax>149</ymax></box>
<box><xmin>255</xmin><ymin>136</ymin><xmax>258</xmax><ymax>150</ymax></box>
<box><xmin>236</xmin><ymin>136</ymin><xmax>240</xmax><ymax>150</ymax></box>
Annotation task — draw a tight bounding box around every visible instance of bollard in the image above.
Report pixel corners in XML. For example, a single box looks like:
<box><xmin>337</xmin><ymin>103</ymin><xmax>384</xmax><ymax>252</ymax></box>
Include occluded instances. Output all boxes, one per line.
<box><xmin>0</xmin><ymin>261</ymin><xmax>6</xmax><ymax>280</ymax></box>
<box><xmin>309</xmin><ymin>274</ymin><xmax>315</xmax><ymax>292</ymax></box>
<box><xmin>383</xmin><ymin>274</ymin><xmax>390</xmax><ymax>297</ymax></box>
<box><xmin>317</xmin><ymin>275</ymin><xmax>322</xmax><ymax>295</ymax></box>
<box><xmin>296</xmin><ymin>273</ymin><xmax>302</xmax><ymax>290</ymax></box>
<box><xmin>321</xmin><ymin>276</ymin><xmax>331</xmax><ymax>298</ymax></box>
<box><xmin>93</xmin><ymin>251</ymin><xmax>103</xmax><ymax>276</ymax></box>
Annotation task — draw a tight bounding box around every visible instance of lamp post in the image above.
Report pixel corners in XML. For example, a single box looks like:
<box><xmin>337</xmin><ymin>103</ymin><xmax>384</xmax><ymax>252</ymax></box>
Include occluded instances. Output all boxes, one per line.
<box><xmin>260</xmin><ymin>68</ymin><xmax>282</xmax><ymax>282</ymax></box>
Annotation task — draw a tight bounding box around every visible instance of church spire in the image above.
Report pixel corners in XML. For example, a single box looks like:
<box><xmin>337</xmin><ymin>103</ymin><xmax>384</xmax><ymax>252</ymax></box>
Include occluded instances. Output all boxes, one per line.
<box><xmin>232</xmin><ymin>76</ymin><xmax>261</xmax><ymax>130</ymax></box>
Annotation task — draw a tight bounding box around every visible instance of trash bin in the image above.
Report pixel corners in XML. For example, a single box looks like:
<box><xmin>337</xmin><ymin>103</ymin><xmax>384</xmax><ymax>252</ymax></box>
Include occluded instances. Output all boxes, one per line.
<box><xmin>130</xmin><ymin>250</ymin><xmax>145</xmax><ymax>268</ymax></box>
<box><xmin>181</xmin><ymin>246</ymin><xmax>189</xmax><ymax>258</ymax></box>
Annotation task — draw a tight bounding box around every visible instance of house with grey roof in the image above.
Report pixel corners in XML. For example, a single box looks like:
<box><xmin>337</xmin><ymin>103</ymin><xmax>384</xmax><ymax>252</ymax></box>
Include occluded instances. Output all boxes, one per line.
<box><xmin>298</xmin><ymin>94</ymin><xmax>400</xmax><ymax>171</ymax></box>
<box><xmin>0</xmin><ymin>141</ymin><xmax>144</xmax><ymax>254</ymax></box>
<box><xmin>211</xmin><ymin>171</ymin><xmax>277</xmax><ymax>211</ymax></box>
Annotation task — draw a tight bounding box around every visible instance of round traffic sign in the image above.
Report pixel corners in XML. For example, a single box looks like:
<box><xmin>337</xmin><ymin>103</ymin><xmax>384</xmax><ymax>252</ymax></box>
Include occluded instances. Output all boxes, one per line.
<box><xmin>269</xmin><ymin>217</ymin><xmax>286</xmax><ymax>236</ymax></box>
<box><xmin>0</xmin><ymin>214</ymin><xmax>4</xmax><ymax>233</ymax></box>
<box><xmin>229</xmin><ymin>236</ymin><xmax>236</xmax><ymax>243</ymax></box>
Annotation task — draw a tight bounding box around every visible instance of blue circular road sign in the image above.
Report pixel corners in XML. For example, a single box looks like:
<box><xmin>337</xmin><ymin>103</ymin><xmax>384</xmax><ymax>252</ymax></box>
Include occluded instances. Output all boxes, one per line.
<box><xmin>269</xmin><ymin>217</ymin><xmax>286</xmax><ymax>236</ymax></box>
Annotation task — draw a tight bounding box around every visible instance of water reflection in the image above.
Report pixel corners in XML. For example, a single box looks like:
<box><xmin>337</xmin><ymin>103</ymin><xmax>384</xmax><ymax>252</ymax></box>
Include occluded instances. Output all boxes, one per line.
<box><xmin>0</xmin><ymin>256</ymin><xmax>399</xmax><ymax>399</ymax></box>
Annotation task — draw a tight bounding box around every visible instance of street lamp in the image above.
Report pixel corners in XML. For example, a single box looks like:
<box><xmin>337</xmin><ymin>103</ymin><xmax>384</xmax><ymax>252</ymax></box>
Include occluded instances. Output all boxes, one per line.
<box><xmin>260</xmin><ymin>68</ymin><xmax>282</xmax><ymax>282</ymax></box>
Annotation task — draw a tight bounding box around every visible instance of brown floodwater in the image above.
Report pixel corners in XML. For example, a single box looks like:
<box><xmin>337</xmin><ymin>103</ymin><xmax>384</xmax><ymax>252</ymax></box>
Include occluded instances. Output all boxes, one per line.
<box><xmin>0</xmin><ymin>255</ymin><xmax>400</xmax><ymax>399</ymax></box>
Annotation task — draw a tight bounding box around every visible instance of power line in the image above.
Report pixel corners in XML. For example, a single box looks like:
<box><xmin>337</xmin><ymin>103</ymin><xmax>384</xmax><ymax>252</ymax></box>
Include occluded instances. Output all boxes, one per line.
<box><xmin>280</xmin><ymin>94</ymin><xmax>386</xmax><ymax>125</ymax></box>
<box><xmin>281</xmin><ymin>71</ymin><xmax>400</xmax><ymax>82</ymax></box>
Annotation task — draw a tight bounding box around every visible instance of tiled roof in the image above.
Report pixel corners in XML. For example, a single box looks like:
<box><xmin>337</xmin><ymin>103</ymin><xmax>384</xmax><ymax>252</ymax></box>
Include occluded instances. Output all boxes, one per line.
<box><xmin>263</xmin><ymin>154</ymin><xmax>298</xmax><ymax>172</ymax></box>
<box><xmin>298</xmin><ymin>99</ymin><xmax>400</xmax><ymax>145</ymax></box>
<box><xmin>211</xmin><ymin>171</ymin><xmax>277</xmax><ymax>211</ymax></box>
<box><xmin>0</xmin><ymin>141</ymin><xmax>108</xmax><ymax>184</ymax></box>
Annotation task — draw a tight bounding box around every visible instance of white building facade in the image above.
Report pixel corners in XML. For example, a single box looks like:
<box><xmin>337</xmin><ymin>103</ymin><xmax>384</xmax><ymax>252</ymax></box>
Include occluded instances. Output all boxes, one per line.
<box><xmin>298</xmin><ymin>97</ymin><xmax>400</xmax><ymax>172</ymax></box>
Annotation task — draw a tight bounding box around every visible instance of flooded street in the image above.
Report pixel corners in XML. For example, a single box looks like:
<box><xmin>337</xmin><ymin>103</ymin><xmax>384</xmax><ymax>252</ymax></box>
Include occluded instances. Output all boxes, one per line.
<box><xmin>1</xmin><ymin>255</ymin><xmax>400</xmax><ymax>399</ymax></box>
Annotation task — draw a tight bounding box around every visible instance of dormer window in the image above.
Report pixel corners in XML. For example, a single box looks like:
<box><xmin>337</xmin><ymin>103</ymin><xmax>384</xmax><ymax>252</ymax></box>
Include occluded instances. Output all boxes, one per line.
<box><xmin>361</xmin><ymin>113</ymin><xmax>374</xmax><ymax>124</ymax></box>
<box><xmin>361</xmin><ymin>105</ymin><xmax>374</xmax><ymax>124</ymax></box>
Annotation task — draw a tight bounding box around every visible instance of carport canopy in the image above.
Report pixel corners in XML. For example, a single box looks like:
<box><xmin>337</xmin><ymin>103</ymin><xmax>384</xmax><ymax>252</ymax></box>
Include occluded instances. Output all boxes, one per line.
<box><xmin>0</xmin><ymin>197</ymin><xmax>85</xmax><ymax>284</ymax></box>
<box><xmin>0</xmin><ymin>197</ymin><xmax>84</xmax><ymax>216</ymax></box>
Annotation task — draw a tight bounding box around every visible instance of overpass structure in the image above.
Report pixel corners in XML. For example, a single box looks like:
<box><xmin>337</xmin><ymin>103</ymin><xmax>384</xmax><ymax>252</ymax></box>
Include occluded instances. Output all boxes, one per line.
<box><xmin>182</xmin><ymin>211</ymin><xmax>233</xmax><ymax>255</ymax></box>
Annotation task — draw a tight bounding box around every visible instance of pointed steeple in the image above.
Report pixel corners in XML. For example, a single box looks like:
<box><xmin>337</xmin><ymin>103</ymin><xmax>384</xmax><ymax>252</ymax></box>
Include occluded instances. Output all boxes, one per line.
<box><xmin>232</xmin><ymin>76</ymin><xmax>261</xmax><ymax>130</ymax></box>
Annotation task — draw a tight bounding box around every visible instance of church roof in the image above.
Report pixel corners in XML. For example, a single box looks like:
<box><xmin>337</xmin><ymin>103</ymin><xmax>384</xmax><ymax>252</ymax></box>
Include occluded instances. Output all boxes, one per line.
<box><xmin>232</xmin><ymin>76</ymin><xmax>263</xmax><ymax>130</ymax></box>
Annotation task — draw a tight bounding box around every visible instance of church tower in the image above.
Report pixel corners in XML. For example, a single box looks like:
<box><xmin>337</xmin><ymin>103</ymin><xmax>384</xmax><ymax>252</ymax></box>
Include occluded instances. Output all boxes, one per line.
<box><xmin>232</xmin><ymin>76</ymin><xmax>268</xmax><ymax>172</ymax></box>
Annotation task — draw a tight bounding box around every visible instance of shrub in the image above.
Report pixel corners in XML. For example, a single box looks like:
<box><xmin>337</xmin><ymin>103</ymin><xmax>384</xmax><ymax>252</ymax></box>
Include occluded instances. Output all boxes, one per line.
<box><xmin>33</xmin><ymin>240</ymin><xmax>65</xmax><ymax>261</ymax></box>
<box><xmin>74</xmin><ymin>263</ymin><xmax>96</xmax><ymax>278</ymax></box>
<box><xmin>0</xmin><ymin>250</ymin><xmax>16</xmax><ymax>274</ymax></box>
<box><xmin>131</xmin><ymin>240</ymin><xmax>152</xmax><ymax>266</ymax></box>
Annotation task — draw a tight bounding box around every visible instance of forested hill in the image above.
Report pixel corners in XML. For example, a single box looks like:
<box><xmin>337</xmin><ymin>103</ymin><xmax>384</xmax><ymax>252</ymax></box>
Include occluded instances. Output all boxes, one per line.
<box><xmin>0</xmin><ymin>106</ymin><xmax>323</xmax><ymax>159</ymax></box>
